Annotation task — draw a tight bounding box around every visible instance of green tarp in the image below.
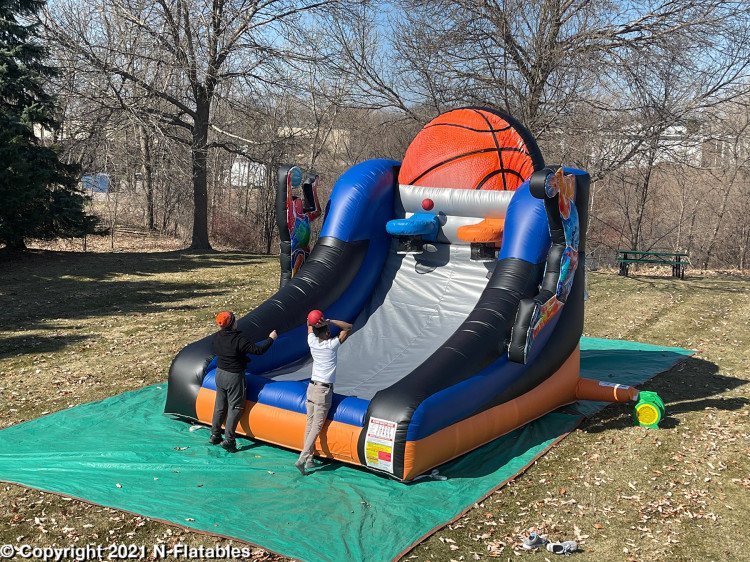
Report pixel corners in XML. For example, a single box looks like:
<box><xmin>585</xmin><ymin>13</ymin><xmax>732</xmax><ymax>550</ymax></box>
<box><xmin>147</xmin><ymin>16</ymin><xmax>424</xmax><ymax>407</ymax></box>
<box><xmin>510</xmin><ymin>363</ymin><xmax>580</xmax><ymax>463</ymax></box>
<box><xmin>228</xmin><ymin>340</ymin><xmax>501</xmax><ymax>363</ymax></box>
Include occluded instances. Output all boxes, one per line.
<box><xmin>0</xmin><ymin>338</ymin><xmax>691</xmax><ymax>561</ymax></box>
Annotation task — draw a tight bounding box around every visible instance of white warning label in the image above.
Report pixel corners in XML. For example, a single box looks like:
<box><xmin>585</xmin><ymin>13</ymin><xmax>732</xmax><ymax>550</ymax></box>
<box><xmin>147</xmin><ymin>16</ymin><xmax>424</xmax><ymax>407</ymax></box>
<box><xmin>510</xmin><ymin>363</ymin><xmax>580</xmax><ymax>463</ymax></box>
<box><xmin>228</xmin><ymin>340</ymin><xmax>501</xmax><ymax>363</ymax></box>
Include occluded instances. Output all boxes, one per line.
<box><xmin>364</xmin><ymin>417</ymin><xmax>398</xmax><ymax>473</ymax></box>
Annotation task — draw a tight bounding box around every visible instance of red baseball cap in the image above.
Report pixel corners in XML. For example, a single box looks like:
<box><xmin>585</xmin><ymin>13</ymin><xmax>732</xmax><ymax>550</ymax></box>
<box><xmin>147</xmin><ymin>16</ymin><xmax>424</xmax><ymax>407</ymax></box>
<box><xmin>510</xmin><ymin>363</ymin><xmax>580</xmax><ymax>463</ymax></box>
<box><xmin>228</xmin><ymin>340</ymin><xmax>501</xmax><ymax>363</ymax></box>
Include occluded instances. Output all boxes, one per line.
<box><xmin>307</xmin><ymin>309</ymin><xmax>324</xmax><ymax>326</ymax></box>
<box><xmin>215</xmin><ymin>310</ymin><xmax>236</xmax><ymax>329</ymax></box>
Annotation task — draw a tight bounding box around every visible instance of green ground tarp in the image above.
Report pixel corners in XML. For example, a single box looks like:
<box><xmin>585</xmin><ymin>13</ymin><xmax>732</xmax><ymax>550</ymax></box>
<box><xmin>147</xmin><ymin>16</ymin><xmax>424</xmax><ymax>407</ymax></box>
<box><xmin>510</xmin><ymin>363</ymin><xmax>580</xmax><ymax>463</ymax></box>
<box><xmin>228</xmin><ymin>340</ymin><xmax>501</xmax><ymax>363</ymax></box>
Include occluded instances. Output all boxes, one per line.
<box><xmin>0</xmin><ymin>338</ymin><xmax>691</xmax><ymax>561</ymax></box>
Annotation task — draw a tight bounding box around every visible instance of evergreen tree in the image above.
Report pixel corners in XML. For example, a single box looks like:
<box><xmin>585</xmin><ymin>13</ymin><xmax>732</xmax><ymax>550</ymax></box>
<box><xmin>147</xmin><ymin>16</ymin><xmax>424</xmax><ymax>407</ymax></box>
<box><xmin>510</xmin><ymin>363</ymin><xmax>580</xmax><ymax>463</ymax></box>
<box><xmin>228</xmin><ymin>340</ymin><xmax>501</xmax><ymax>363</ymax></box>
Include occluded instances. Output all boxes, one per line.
<box><xmin>0</xmin><ymin>0</ymin><xmax>99</xmax><ymax>251</ymax></box>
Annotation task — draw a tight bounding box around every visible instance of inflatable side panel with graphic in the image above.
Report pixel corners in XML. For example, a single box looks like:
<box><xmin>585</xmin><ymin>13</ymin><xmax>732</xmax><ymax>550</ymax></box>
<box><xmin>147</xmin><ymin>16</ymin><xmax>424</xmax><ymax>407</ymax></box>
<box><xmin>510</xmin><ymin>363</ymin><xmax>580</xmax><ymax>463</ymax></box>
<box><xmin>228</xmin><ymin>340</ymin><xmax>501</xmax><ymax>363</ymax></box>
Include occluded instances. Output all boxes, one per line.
<box><xmin>276</xmin><ymin>165</ymin><xmax>321</xmax><ymax>288</ymax></box>
<box><xmin>165</xmin><ymin>107</ymin><xmax>648</xmax><ymax>481</ymax></box>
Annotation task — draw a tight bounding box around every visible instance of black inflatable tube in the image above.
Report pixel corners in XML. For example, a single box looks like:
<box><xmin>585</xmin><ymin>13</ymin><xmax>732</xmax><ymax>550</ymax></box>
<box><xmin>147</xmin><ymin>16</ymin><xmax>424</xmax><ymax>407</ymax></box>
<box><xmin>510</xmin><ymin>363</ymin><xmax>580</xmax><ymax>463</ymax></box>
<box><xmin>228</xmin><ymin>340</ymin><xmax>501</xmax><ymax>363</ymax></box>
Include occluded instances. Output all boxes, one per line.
<box><xmin>484</xmin><ymin>260</ymin><xmax>586</xmax><ymax>410</ymax></box>
<box><xmin>163</xmin><ymin>237</ymin><xmax>369</xmax><ymax>420</ymax></box>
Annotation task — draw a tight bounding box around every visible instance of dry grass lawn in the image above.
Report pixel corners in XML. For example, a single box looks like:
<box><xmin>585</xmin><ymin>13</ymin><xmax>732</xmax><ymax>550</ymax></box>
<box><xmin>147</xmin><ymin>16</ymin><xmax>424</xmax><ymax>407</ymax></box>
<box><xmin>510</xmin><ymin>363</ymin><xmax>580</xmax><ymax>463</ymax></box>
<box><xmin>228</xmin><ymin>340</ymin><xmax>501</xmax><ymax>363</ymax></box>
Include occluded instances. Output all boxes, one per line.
<box><xmin>1</xmin><ymin>248</ymin><xmax>748</xmax><ymax>561</ymax></box>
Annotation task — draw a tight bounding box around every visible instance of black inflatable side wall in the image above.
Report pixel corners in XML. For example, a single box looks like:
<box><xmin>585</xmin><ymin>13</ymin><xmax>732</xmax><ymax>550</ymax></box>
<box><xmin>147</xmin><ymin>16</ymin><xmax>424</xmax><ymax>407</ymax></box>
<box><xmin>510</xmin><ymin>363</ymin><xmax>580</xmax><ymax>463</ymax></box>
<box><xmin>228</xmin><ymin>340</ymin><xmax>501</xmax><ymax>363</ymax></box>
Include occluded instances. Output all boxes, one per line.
<box><xmin>163</xmin><ymin>237</ymin><xmax>369</xmax><ymax>420</ymax></box>
<box><xmin>494</xmin><ymin>170</ymin><xmax>590</xmax><ymax>404</ymax></box>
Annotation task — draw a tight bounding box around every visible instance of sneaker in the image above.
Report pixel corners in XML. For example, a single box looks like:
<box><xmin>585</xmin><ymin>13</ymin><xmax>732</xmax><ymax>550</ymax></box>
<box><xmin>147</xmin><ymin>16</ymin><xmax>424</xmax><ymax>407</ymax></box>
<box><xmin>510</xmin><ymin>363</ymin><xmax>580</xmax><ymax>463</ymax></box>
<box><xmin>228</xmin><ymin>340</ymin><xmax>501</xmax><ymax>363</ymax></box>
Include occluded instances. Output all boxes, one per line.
<box><xmin>546</xmin><ymin>541</ymin><xmax>577</xmax><ymax>555</ymax></box>
<box><xmin>294</xmin><ymin>459</ymin><xmax>307</xmax><ymax>476</ymax></box>
<box><xmin>220</xmin><ymin>440</ymin><xmax>237</xmax><ymax>453</ymax></box>
<box><xmin>209</xmin><ymin>434</ymin><xmax>222</xmax><ymax>445</ymax></box>
<box><xmin>522</xmin><ymin>532</ymin><xmax>548</xmax><ymax>550</ymax></box>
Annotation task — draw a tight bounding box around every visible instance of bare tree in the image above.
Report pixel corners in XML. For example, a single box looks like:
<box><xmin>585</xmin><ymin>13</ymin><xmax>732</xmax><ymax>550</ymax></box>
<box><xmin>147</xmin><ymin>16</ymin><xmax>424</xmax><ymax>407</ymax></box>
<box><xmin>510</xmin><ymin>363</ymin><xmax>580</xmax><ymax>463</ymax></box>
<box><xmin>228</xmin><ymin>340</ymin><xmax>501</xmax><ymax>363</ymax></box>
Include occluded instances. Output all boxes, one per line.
<box><xmin>42</xmin><ymin>0</ymin><xmax>750</xmax><ymax>271</ymax></box>
<box><xmin>699</xmin><ymin>105</ymin><xmax>750</xmax><ymax>268</ymax></box>
<box><xmin>672</xmin><ymin>166</ymin><xmax>702</xmax><ymax>255</ymax></box>
<box><xmin>45</xmin><ymin>0</ymin><xmax>338</xmax><ymax>249</ymax></box>
<box><xmin>329</xmin><ymin>1</ymin><xmax>749</xmax><ymax>132</ymax></box>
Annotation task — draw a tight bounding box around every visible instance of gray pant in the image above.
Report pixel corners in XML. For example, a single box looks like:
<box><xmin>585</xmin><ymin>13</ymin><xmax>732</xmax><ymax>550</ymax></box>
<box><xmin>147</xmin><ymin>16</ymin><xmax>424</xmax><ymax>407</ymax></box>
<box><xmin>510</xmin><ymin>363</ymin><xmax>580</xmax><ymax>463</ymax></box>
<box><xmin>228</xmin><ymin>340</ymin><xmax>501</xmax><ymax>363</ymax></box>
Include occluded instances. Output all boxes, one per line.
<box><xmin>211</xmin><ymin>368</ymin><xmax>246</xmax><ymax>444</ymax></box>
<box><xmin>298</xmin><ymin>382</ymin><xmax>333</xmax><ymax>464</ymax></box>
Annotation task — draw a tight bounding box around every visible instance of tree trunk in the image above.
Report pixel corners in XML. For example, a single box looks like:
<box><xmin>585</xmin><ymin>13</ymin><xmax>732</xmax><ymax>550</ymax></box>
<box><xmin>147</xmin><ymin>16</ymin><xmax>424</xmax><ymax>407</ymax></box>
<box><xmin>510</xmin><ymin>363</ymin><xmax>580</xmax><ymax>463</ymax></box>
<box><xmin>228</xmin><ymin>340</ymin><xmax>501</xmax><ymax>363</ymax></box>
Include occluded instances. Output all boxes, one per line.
<box><xmin>189</xmin><ymin>97</ymin><xmax>212</xmax><ymax>250</ymax></box>
<box><xmin>739</xmin><ymin>229</ymin><xmax>748</xmax><ymax>271</ymax></box>
<box><xmin>631</xmin><ymin>145</ymin><xmax>656</xmax><ymax>250</ymax></box>
<box><xmin>702</xmin><ymin>182</ymin><xmax>733</xmax><ymax>269</ymax></box>
<box><xmin>3</xmin><ymin>236</ymin><xmax>27</xmax><ymax>252</ymax></box>
<box><xmin>740</xmin><ymin>229</ymin><xmax>749</xmax><ymax>271</ymax></box>
<box><xmin>139</xmin><ymin>125</ymin><xmax>155</xmax><ymax>231</ymax></box>
<box><xmin>685</xmin><ymin>197</ymin><xmax>699</xmax><ymax>257</ymax></box>
<box><xmin>675</xmin><ymin>182</ymin><xmax>687</xmax><ymax>251</ymax></box>
<box><xmin>265</xmin><ymin>222</ymin><xmax>273</xmax><ymax>255</ymax></box>
<box><xmin>263</xmin><ymin>159</ymin><xmax>276</xmax><ymax>255</ymax></box>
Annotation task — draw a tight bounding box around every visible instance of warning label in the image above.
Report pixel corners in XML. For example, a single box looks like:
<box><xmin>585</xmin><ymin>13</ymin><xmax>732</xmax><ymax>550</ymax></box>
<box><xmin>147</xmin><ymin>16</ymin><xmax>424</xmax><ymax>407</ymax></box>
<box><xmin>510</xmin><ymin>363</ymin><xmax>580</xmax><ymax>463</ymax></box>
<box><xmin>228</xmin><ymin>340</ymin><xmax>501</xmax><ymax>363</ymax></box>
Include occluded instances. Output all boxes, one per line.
<box><xmin>364</xmin><ymin>417</ymin><xmax>398</xmax><ymax>473</ymax></box>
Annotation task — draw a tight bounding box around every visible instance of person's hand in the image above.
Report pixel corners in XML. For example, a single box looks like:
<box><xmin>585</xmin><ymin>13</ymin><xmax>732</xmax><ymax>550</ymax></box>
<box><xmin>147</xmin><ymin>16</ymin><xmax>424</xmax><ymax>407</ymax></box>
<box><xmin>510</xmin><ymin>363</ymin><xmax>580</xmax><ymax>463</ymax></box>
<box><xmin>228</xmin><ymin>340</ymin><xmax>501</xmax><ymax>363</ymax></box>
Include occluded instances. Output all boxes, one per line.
<box><xmin>269</xmin><ymin>330</ymin><xmax>278</xmax><ymax>340</ymax></box>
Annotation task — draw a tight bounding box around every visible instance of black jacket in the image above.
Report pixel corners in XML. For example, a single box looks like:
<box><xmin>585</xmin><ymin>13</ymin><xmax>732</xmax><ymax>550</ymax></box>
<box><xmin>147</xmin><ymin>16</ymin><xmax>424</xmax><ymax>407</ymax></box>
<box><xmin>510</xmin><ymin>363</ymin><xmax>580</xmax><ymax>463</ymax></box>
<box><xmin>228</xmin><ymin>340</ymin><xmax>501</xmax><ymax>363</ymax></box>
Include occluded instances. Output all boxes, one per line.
<box><xmin>212</xmin><ymin>329</ymin><xmax>273</xmax><ymax>374</ymax></box>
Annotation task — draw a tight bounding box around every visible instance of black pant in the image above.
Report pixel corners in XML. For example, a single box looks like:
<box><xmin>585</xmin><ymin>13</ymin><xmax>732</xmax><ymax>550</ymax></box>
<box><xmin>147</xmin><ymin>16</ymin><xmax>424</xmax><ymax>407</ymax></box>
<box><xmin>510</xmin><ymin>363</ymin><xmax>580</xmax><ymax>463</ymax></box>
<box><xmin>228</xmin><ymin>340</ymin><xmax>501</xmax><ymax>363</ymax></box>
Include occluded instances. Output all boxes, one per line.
<box><xmin>210</xmin><ymin>368</ymin><xmax>246</xmax><ymax>444</ymax></box>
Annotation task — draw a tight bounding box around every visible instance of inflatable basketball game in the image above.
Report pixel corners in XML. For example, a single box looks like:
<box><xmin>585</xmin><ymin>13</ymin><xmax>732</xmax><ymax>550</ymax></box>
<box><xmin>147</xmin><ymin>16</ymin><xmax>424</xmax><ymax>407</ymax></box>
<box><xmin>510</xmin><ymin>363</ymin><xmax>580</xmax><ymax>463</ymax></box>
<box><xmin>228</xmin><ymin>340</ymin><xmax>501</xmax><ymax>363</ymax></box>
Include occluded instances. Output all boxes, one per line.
<box><xmin>165</xmin><ymin>107</ymin><xmax>663</xmax><ymax>481</ymax></box>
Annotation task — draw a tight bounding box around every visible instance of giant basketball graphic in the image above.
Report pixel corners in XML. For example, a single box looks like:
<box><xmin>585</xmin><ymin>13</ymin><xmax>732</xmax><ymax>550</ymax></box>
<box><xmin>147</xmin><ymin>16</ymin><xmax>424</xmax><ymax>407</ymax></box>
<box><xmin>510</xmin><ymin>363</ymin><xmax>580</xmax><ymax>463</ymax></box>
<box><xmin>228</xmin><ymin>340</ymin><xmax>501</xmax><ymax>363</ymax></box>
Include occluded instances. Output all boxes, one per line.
<box><xmin>398</xmin><ymin>107</ymin><xmax>543</xmax><ymax>191</ymax></box>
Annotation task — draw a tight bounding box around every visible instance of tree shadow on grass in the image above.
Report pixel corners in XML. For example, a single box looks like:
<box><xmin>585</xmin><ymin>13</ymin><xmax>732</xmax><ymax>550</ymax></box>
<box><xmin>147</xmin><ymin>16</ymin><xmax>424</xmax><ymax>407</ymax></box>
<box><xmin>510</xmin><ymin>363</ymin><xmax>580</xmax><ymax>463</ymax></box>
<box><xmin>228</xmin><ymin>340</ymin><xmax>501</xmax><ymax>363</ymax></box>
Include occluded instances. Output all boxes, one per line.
<box><xmin>0</xmin><ymin>280</ymin><xmax>229</xmax><ymax>339</ymax></box>
<box><xmin>0</xmin><ymin>334</ymin><xmax>88</xmax><ymax>360</ymax></box>
<box><xmin>0</xmin><ymin>249</ymin><xmax>269</xmax><ymax>281</ymax></box>
<box><xmin>624</xmin><ymin>274</ymin><xmax>748</xmax><ymax>294</ymax></box>
<box><xmin>582</xmin><ymin>356</ymin><xmax>748</xmax><ymax>433</ymax></box>
<box><xmin>0</xmin><ymin>250</ymin><xmax>275</xmax><ymax>337</ymax></box>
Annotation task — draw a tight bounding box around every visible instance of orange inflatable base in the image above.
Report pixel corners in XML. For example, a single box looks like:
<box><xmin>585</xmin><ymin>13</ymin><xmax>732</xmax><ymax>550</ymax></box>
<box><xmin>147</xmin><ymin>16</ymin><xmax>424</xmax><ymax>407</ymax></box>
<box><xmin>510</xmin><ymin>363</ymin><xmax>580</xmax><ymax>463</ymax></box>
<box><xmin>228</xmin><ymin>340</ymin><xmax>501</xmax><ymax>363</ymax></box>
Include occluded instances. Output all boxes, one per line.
<box><xmin>193</xmin><ymin>346</ymin><xmax>637</xmax><ymax>481</ymax></box>
<box><xmin>401</xmin><ymin>346</ymin><xmax>583</xmax><ymax>479</ymax></box>
<box><xmin>195</xmin><ymin>388</ymin><xmax>364</xmax><ymax>465</ymax></box>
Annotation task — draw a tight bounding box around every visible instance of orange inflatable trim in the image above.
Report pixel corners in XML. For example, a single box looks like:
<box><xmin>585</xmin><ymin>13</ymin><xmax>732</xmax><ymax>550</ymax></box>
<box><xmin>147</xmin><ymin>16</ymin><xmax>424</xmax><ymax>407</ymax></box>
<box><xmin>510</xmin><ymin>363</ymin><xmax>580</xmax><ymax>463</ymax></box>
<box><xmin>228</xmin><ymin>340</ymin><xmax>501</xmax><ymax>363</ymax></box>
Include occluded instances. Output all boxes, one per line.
<box><xmin>195</xmin><ymin>388</ymin><xmax>363</xmax><ymax>465</ymax></box>
<box><xmin>457</xmin><ymin>218</ymin><xmax>504</xmax><ymax>244</ymax></box>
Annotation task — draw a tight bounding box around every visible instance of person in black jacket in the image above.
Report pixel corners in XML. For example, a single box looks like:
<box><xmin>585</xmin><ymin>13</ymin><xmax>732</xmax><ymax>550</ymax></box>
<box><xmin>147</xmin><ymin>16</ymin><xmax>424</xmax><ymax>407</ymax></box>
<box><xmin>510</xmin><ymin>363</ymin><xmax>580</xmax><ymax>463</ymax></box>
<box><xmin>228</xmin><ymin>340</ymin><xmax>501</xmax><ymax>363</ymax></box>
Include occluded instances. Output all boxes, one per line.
<box><xmin>210</xmin><ymin>310</ymin><xmax>277</xmax><ymax>452</ymax></box>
